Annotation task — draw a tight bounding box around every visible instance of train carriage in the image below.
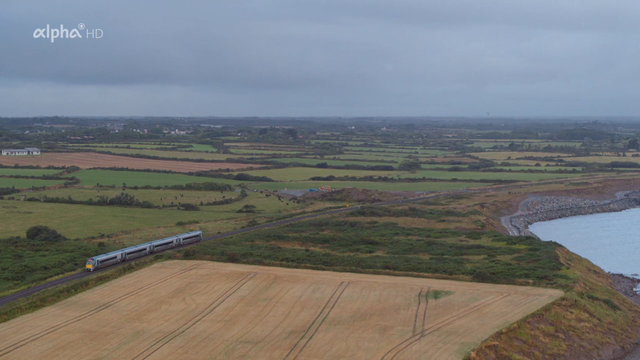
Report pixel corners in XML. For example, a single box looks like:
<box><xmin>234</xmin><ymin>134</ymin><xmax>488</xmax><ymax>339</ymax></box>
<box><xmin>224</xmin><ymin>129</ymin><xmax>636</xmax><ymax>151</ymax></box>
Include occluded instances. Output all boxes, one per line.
<box><xmin>86</xmin><ymin>250</ymin><xmax>125</xmax><ymax>271</ymax></box>
<box><xmin>86</xmin><ymin>231</ymin><xmax>203</xmax><ymax>272</ymax></box>
<box><xmin>150</xmin><ymin>236</ymin><xmax>179</xmax><ymax>252</ymax></box>
<box><xmin>179</xmin><ymin>231</ymin><xmax>203</xmax><ymax>245</ymax></box>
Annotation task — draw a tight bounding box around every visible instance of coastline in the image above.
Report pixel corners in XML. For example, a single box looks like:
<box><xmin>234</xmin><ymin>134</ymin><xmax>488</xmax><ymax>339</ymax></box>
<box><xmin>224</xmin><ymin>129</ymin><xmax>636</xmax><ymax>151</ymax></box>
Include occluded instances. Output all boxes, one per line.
<box><xmin>611</xmin><ymin>273</ymin><xmax>640</xmax><ymax>306</ymax></box>
<box><xmin>612</xmin><ymin>273</ymin><xmax>640</xmax><ymax>360</ymax></box>
<box><xmin>501</xmin><ymin>192</ymin><xmax>640</xmax><ymax>360</ymax></box>
<box><xmin>501</xmin><ymin>191</ymin><xmax>640</xmax><ymax>237</ymax></box>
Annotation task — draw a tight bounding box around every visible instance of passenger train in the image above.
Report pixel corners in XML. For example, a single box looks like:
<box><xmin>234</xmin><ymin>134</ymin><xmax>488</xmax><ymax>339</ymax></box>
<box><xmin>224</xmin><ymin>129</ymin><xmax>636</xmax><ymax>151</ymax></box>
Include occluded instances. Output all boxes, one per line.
<box><xmin>85</xmin><ymin>231</ymin><xmax>203</xmax><ymax>271</ymax></box>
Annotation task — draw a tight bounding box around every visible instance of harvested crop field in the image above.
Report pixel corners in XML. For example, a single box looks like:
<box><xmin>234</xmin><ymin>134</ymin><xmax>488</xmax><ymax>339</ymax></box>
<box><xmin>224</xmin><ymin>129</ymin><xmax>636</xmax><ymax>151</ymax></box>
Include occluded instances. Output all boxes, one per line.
<box><xmin>0</xmin><ymin>153</ymin><xmax>257</xmax><ymax>172</ymax></box>
<box><xmin>0</xmin><ymin>261</ymin><xmax>562</xmax><ymax>360</ymax></box>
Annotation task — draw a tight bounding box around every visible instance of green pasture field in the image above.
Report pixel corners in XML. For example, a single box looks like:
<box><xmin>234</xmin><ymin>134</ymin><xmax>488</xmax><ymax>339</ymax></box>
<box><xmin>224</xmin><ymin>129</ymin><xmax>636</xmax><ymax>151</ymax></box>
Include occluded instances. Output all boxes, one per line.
<box><xmin>343</xmin><ymin>146</ymin><xmax>418</xmax><ymax>152</ymax></box>
<box><xmin>270</xmin><ymin>158</ymin><xmax>396</xmax><ymax>167</ymax></box>
<box><xmin>233</xmin><ymin>167</ymin><xmax>398</xmax><ymax>181</ymax></box>
<box><xmin>306</xmin><ymin>140</ymin><xmax>368</xmax><ymax>145</ymax></box>
<box><xmin>251</xmin><ymin>181</ymin><xmax>488</xmax><ymax>192</ymax></box>
<box><xmin>82</xmin><ymin>147</ymin><xmax>254</xmax><ymax>160</ymax></box>
<box><xmin>399</xmin><ymin>170</ymin><xmax>585</xmax><ymax>181</ymax></box>
<box><xmin>418</xmin><ymin>164</ymin><xmax>460</xmax><ymax>169</ymax></box>
<box><xmin>67</xmin><ymin>143</ymin><xmax>172</xmax><ymax>149</ymax></box>
<box><xmin>416</xmin><ymin>156</ymin><xmax>473</xmax><ymax>163</ymax></box>
<box><xmin>344</xmin><ymin>147</ymin><xmax>451</xmax><ymax>156</ymax></box>
<box><xmin>217</xmin><ymin>136</ymin><xmax>242</xmax><ymax>140</ymax></box>
<box><xmin>529</xmin><ymin>141</ymin><xmax>581</xmax><ymax>148</ymax></box>
<box><xmin>499</xmin><ymin>160</ymin><xmax>564</xmax><ymax>167</ymax></box>
<box><xmin>0</xmin><ymin>169</ymin><xmax>63</xmax><ymax>176</ymax></box>
<box><xmin>131</xmin><ymin>143</ymin><xmax>227</xmax><ymax>152</ymax></box>
<box><xmin>0</xmin><ymin>178</ymin><xmax>65</xmax><ymax>189</ymax></box>
<box><xmin>25</xmin><ymin>188</ymin><xmax>241</xmax><ymax>206</ymax></box>
<box><xmin>188</xmin><ymin>144</ymin><xmax>217</xmax><ymax>151</ymax></box>
<box><xmin>469</xmin><ymin>139</ymin><xmax>550</xmax><ymax>142</ymax></box>
<box><xmin>570</xmin><ymin>156</ymin><xmax>640</xmax><ymax>164</ymax></box>
<box><xmin>468</xmin><ymin>141</ymin><xmax>580</xmax><ymax>148</ymax></box>
<box><xmin>224</xmin><ymin>143</ymin><xmax>298</xmax><ymax>147</ymax></box>
<box><xmin>417</xmin><ymin>149</ymin><xmax>453</xmax><ymax>156</ymax></box>
<box><xmin>0</xmin><ymin>191</ymin><xmax>301</xmax><ymax>239</ymax></box>
<box><xmin>232</xmin><ymin>165</ymin><xmax>579</xmax><ymax>183</ymax></box>
<box><xmin>470</xmin><ymin>151</ymin><xmax>572</xmax><ymax>160</ymax></box>
<box><xmin>73</xmin><ymin>170</ymin><xmax>243</xmax><ymax>187</ymax></box>
<box><xmin>231</xmin><ymin>149</ymin><xmax>302</xmax><ymax>155</ymax></box>
<box><xmin>487</xmin><ymin>166</ymin><xmax>584</xmax><ymax>172</ymax></box>
<box><xmin>332</xmin><ymin>153</ymin><xmax>407</xmax><ymax>162</ymax></box>
<box><xmin>82</xmin><ymin>143</ymin><xmax>220</xmax><ymax>151</ymax></box>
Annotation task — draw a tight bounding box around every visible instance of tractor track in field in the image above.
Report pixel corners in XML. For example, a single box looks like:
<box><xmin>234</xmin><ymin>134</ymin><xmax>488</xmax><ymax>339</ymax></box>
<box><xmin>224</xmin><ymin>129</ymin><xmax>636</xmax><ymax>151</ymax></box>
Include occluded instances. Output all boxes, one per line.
<box><xmin>0</xmin><ymin>261</ymin><xmax>566</xmax><ymax>360</ymax></box>
<box><xmin>412</xmin><ymin>288</ymin><xmax>430</xmax><ymax>336</ymax></box>
<box><xmin>0</xmin><ymin>264</ymin><xmax>199</xmax><ymax>358</ymax></box>
<box><xmin>420</xmin><ymin>288</ymin><xmax>430</xmax><ymax>333</ymax></box>
<box><xmin>133</xmin><ymin>273</ymin><xmax>257</xmax><ymax>360</ymax></box>
<box><xmin>0</xmin><ymin>173</ymin><xmax>627</xmax><ymax>309</ymax></box>
<box><xmin>380</xmin><ymin>293</ymin><xmax>510</xmax><ymax>360</ymax></box>
<box><xmin>283</xmin><ymin>281</ymin><xmax>350</xmax><ymax>360</ymax></box>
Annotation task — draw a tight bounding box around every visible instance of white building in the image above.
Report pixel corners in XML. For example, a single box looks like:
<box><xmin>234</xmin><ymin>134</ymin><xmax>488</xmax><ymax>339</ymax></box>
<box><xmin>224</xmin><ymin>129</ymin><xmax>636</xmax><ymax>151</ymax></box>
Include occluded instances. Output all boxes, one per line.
<box><xmin>1</xmin><ymin>148</ymin><xmax>40</xmax><ymax>156</ymax></box>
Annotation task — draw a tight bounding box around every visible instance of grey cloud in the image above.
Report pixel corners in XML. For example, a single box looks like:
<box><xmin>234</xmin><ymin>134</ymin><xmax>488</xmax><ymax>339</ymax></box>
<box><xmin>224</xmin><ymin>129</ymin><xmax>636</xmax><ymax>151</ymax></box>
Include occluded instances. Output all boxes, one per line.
<box><xmin>0</xmin><ymin>0</ymin><xmax>639</xmax><ymax>116</ymax></box>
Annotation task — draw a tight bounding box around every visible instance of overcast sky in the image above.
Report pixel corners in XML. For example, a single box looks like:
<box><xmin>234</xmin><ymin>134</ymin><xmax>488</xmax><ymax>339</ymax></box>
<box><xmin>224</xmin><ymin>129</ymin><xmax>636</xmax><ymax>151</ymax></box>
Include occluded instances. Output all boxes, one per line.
<box><xmin>1</xmin><ymin>0</ymin><xmax>639</xmax><ymax>117</ymax></box>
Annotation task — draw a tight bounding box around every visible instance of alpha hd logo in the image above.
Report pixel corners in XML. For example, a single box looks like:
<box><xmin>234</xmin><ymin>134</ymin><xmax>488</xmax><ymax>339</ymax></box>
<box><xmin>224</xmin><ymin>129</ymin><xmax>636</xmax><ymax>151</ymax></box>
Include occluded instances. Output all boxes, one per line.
<box><xmin>33</xmin><ymin>23</ymin><xmax>103</xmax><ymax>43</ymax></box>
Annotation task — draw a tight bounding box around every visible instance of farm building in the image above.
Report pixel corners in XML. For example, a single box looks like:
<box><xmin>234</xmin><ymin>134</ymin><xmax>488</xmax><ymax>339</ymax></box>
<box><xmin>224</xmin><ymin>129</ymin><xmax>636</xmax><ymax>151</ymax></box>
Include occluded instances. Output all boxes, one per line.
<box><xmin>1</xmin><ymin>148</ymin><xmax>41</xmax><ymax>156</ymax></box>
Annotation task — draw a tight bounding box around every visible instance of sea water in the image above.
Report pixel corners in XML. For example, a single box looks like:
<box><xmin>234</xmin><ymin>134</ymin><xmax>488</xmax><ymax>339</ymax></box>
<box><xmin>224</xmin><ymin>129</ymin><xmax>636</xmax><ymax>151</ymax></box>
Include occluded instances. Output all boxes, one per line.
<box><xmin>529</xmin><ymin>208</ymin><xmax>640</xmax><ymax>281</ymax></box>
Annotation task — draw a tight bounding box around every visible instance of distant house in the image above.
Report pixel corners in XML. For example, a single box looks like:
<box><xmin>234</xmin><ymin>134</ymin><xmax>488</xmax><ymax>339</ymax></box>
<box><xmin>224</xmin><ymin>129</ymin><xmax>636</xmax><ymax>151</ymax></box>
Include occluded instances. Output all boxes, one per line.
<box><xmin>1</xmin><ymin>148</ymin><xmax>40</xmax><ymax>156</ymax></box>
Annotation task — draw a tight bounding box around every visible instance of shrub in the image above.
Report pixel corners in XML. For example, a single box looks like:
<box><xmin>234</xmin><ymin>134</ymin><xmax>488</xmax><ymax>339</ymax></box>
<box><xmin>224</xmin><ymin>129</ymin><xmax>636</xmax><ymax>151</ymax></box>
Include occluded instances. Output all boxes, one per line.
<box><xmin>180</xmin><ymin>203</ymin><xmax>201</xmax><ymax>211</ymax></box>
<box><xmin>237</xmin><ymin>204</ymin><xmax>257</xmax><ymax>213</ymax></box>
<box><xmin>183</xmin><ymin>248</ymin><xmax>196</xmax><ymax>258</ymax></box>
<box><xmin>26</xmin><ymin>225</ymin><xmax>66</xmax><ymax>242</ymax></box>
<box><xmin>226</xmin><ymin>251</ymin><xmax>239</xmax><ymax>262</ymax></box>
<box><xmin>472</xmin><ymin>270</ymin><xmax>499</xmax><ymax>283</ymax></box>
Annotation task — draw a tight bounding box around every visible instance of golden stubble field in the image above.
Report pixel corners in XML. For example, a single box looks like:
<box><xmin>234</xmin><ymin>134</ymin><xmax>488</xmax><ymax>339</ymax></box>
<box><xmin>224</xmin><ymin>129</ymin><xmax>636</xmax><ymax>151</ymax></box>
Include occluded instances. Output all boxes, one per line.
<box><xmin>0</xmin><ymin>261</ymin><xmax>562</xmax><ymax>360</ymax></box>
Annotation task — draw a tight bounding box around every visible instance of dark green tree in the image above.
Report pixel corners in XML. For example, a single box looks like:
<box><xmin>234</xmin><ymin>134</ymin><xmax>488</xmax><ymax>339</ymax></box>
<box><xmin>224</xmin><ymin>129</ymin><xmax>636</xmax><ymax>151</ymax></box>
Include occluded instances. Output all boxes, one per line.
<box><xmin>26</xmin><ymin>225</ymin><xmax>66</xmax><ymax>242</ymax></box>
<box><xmin>398</xmin><ymin>160</ymin><xmax>422</xmax><ymax>171</ymax></box>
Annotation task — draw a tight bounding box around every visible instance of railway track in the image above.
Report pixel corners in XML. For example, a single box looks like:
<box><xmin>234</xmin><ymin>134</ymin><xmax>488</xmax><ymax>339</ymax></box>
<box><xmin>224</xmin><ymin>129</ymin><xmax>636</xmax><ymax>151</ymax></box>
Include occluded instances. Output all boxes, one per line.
<box><xmin>0</xmin><ymin>190</ymin><xmax>454</xmax><ymax>309</ymax></box>
<box><xmin>0</xmin><ymin>173</ymin><xmax>632</xmax><ymax>309</ymax></box>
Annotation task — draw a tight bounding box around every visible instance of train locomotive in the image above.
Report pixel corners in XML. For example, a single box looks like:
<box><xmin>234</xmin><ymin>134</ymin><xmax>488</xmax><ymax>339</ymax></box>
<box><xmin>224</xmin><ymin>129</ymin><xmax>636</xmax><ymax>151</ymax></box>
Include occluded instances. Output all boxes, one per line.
<box><xmin>85</xmin><ymin>231</ymin><xmax>203</xmax><ymax>271</ymax></box>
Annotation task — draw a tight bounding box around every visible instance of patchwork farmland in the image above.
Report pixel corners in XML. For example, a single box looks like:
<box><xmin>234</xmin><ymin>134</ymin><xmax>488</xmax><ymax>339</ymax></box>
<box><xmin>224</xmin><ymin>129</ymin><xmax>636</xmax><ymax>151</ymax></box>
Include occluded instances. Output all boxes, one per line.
<box><xmin>0</xmin><ymin>153</ymin><xmax>257</xmax><ymax>172</ymax></box>
<box><xmin>0</xmin><ymin>261</ymin><xmax>562</xmax><ymax>360</ymax></box>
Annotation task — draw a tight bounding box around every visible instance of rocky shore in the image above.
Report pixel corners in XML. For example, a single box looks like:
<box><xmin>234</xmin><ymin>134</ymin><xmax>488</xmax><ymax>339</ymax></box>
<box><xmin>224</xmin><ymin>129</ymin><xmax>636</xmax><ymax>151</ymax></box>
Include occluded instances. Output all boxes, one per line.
<box><xmin>611</xmin><ymin>273</ymin><xmax>640</xmax><ymax>360</ymax></box>
<box><xmin>611</xmin><ymin>273</ymin><xmax>640</xmax><ymax>306</ymax></box>
<box><xmin>502</xmin><ymin>191</ymin><xmax>640</xmax><ymax>236</ymax></box>
<box><xmin>500</xmin><ymin>190</ymin><xmax>640</xmax><ymax>360</ymax></box>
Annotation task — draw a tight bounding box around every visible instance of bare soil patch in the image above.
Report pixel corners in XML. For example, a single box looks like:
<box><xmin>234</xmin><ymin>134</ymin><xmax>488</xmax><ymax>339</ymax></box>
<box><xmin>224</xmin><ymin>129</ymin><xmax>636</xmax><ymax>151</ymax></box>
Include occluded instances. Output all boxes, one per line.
<box><xmin>0</xmin><ymin>153</ymin><xmax>257</xmax><ymax>172</ymax></box>
<box><xmin>0</xmin><ymin>261</ymin><xmax>562</xmax><ymax>360</ymax></box>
